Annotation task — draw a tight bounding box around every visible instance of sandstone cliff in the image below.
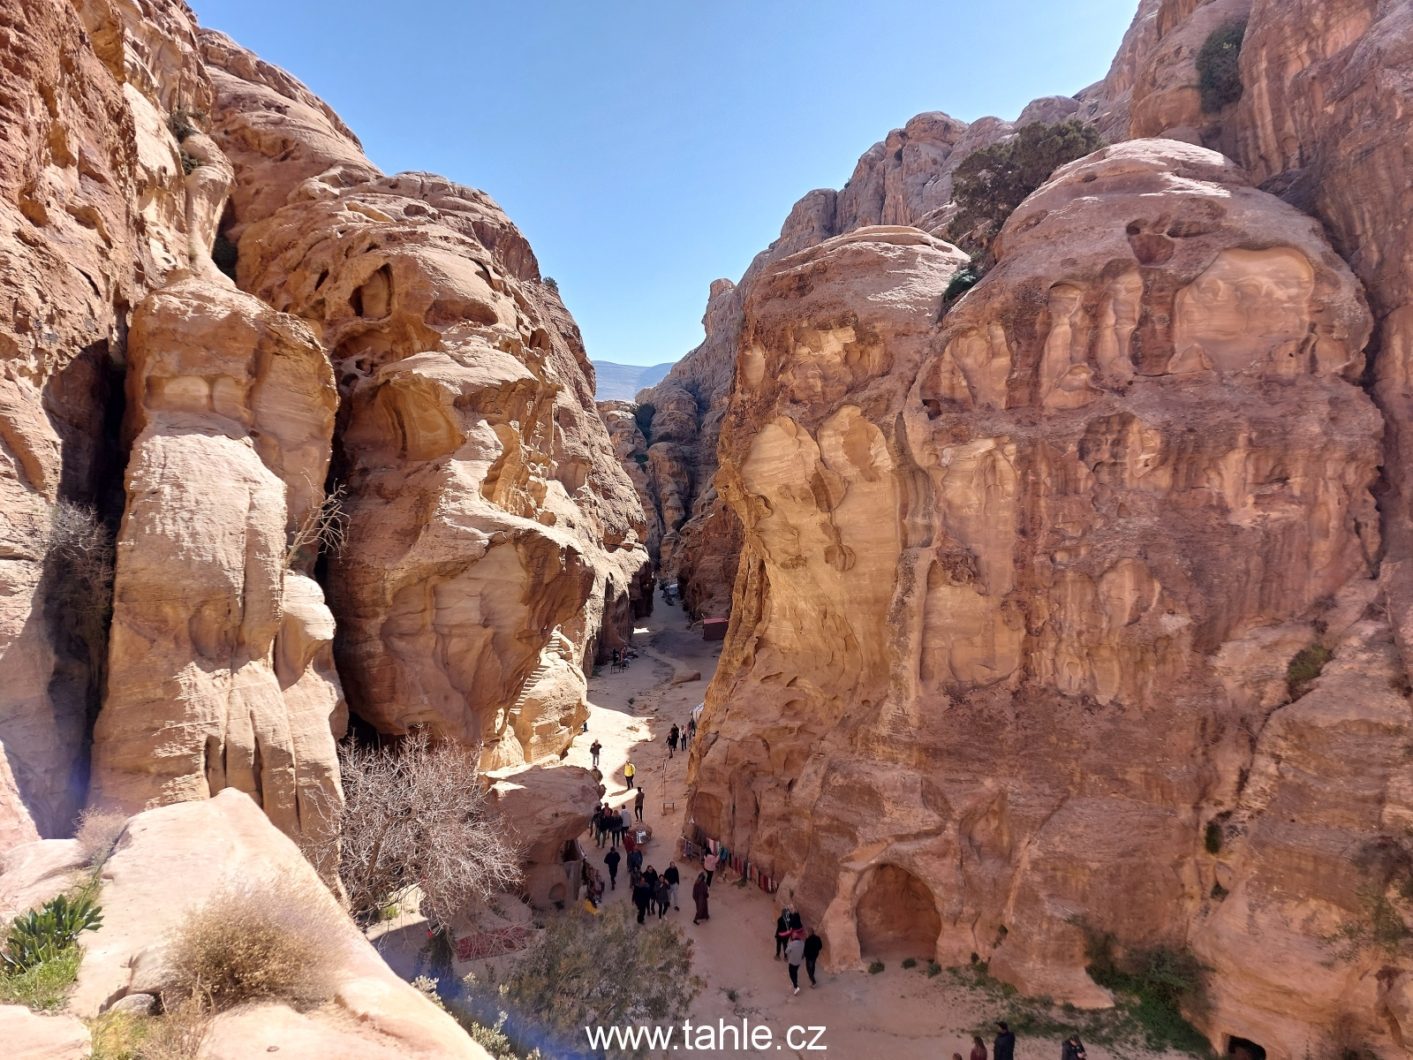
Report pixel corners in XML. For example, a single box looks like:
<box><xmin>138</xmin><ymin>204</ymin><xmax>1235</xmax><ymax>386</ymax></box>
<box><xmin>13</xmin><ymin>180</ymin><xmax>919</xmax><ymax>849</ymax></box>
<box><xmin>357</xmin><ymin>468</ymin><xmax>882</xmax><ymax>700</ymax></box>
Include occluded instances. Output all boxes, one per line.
<box><xmin>683</xmin><ymin>1</ymin><xmax>1413</xmax><ymax>1048</ymax></box>
<box><xmin>0</xmin><ymin>0</ymin><xmax>648</xmax><ymax>834</ymax></box>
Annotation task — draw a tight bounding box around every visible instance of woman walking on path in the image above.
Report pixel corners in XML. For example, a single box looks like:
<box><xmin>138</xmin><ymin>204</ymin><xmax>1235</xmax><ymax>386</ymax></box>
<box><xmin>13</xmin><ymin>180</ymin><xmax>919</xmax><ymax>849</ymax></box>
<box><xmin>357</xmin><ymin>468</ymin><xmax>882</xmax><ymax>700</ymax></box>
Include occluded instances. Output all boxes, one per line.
<box><xmin>785</xmin><ymin>929</ymin><xmax>806</xmax><ymax>995</ymax></box>
<box><xmin>624</xmin><ymin>760</ymin><xmax>636</xmax><ymax>789</ymax></box>
<box><xmin>775</xmin><ymin>909</ymin><xmax>790</xmax><ymax>959</ymax></box>
<box><xmin>703</xmin><ymin>849</ymin><xmax>718</xmax><ymax>886</ymax></box>
<box><xmin>969</xmin><ymin>1034</ymin><xmax>987</xmax><ymax>1060</ymax></box>
<box><xmin>692</xmin><ymin>872</ymin><xmax>711</xmax><ymax>923</ymax></box>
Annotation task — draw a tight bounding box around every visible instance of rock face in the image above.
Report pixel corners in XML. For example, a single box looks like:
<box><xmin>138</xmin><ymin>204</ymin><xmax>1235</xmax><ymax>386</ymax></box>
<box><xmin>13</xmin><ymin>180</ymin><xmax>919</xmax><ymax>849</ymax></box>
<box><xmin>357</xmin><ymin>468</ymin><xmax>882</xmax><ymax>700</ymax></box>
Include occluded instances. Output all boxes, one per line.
<box><xmin>54</xmin><ymin>790</ymin><xmax>489</xmax><ymax>1058</ymax></box>
<box><xmin>688</xmin><ymin>141</ymin><xmax>1406</xmax><ymax>1053</ymax></box>
<box><xmin>201</xmin><ymin>33</ymin><xmax>650</xmax><ymax>768</ymax></box>
<box><xmin>633</xmin><ymin>111</ymin><xmax>1059</xmax><ymax>620</ymax></box>
<box><xmin>0</xmin><ymin>0</ymin><xmax>211</xmax><ymax>843</ymax></box>
<box><xmin>0</xmin><ymin>0</ymin><xmax>648</xmax><ymax>848</ymax></box>
<box><xmin>89</xmin><ymin>278</ymin><xmax>345</xmax><ymax>845</ymax></box>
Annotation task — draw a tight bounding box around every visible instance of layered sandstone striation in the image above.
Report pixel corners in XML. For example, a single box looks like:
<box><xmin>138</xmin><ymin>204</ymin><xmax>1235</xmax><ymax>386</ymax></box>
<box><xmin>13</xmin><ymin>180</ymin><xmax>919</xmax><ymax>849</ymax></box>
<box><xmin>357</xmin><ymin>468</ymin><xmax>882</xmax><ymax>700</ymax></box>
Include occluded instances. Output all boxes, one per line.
<box><xmin>689</xmin><ymin>141</ymin><xmax>1406</xmax><ymax>1054</ymax></box>
<box><xmin>201</xmin><ymin>33</ymin><xmax>649</xmax><ymax>767</ymax></box>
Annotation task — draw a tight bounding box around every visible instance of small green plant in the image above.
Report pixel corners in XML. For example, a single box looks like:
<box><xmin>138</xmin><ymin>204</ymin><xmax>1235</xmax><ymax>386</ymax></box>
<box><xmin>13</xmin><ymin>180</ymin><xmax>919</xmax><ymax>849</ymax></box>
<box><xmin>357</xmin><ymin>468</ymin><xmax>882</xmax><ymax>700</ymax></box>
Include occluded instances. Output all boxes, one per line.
<box><xmin>943</xmin><ymin>266</ymin><xmax>984</xmax><ymax>303</ymax></box>
<box><xmin>1287</xmin><ymin>644</ymin><xmax>1332</xmax><ymax>698</ymax></box>
<box><xmin>868</xmin><ymin>960</ymin><xmax>885</xmax><ymax>974</ymax></box>
<box><xmin>1204</xmin><ymin>821</ymin><xmax>1223</xmax><ymax>855</ymax></box>
<box><xmin>542</xmin><ymin>276</ymin><xmax>559</xmax><ymax>292</ymax></box>
<box><xmin>3</xmin><ymin>893</ymin><xmax>103</xmax><ymax>973</ymax></box>
<box><xmin>0</xmin><ymin>946</ymin><xmax>80</xmax><ymax>1011</ymax></box>
<box><xmin>166</xmin><ymin>106</ymin><xmax>204</xmax><ymax>143</ymax></box>
<box><xmin>902</xmin><ymin>956</ymin><xmax>918</xmax><ymax>969</ymax></box>
<box><xmin>926</xmin><ymin>961</ymin><xmax>942</xmax><ymax>978</ymax></box>
<box><xmin>179</xmin><ymin>150</ymin><xmax>201</xmax><ymax>175</ymax></box>
<box><xmin>725</xmin><ymin>987</ymin><xmax>739</xmax><ymax>1003</ymax></box>
<box><xmin>1080</xmin><ymin>927</ymin><xmax>1210</xmax><ymax>1054</ymax></box>
<box><xmin>87</xmin><ymin>1008</ymin><xmax>151</xmax><ymax>1059</ymax></box>
<box><xmin>1197</xmin><ymin>21</ymin><xmax>1246</xmax><ymax>112</ymax></box>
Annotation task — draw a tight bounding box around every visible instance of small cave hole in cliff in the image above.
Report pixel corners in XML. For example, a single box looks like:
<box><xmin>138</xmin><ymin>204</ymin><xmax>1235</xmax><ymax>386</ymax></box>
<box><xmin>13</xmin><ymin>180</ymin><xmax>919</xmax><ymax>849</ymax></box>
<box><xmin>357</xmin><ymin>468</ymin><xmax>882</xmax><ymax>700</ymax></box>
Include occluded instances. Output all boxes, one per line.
<box><xmin>855</xmin><ymin>864</ymin><xmax>941</xmax><ymax>961</ymax></box>
<box><xmin>1225</xmin><ymin>1037</ymin><xmax>1266</xmax><ymax>1059</ymax></box>
<box><xmin>350</xmin><ymin>264</ymin><xmax>393</xmax><ymax>319</ymax></box>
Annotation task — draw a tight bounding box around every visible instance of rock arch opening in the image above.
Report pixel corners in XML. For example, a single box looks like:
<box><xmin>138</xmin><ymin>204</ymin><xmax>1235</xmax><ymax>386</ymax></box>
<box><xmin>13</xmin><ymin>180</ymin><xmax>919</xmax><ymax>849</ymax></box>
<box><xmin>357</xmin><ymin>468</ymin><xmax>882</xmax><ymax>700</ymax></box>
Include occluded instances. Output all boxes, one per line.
<box><xmin>855</xmin><ymin>864</ymin><xmax>941</xmax><ymax>961</ymax></box>
<box><xmin>1225</xmin><ymin>1037</ymin><xmax>1266</xmax><ymax>1059</ymax></box>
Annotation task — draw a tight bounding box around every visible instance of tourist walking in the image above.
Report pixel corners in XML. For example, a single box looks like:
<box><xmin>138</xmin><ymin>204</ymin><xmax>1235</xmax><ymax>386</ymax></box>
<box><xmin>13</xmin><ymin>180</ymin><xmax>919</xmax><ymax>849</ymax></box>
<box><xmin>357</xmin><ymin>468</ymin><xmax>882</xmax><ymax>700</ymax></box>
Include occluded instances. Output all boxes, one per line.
<box><xmin>666</xmin><ymin>728</ymin><xmax>676</xmax><ymax>758</ymax></box>
<box><xmin>687</xmin><ymin>717</ymin><xmax>697</xmax><ymax>742</ymax></box>
<box><xmin>775</xmin><ymin>909</ymin><xmax>790</xmax><ymax>959</ymax></box>
<box><xmin>654</xmin><ymin>875</ymin><xmax>671</xmax><ymax>918</ymax></box>
<box><xmin>804</xmin><ymin>929</ymin><xmax>822</xmax><ymax>986</ymax></box>
<box><xmin>664</xmin><ymin>862</ymin><xmax>681</xmax><ymax>910</ymax></box>
<box><xmin>624</xmin><ymin>759</ymin><xmax>636</xmax><ymax>789</ymax></box>
<box><xmin>1061</xmin><ymin>1034</ymin><xmax>1087</xmax><ymax>1060</ymax></box>
<box><xmin>632</xmin><ymin>876</ymin><xmax>653</xmax><ymax>924</ymax></box>
<box><xmin>627</xmin><ymin>846</ymin><xmax>644</xmax><ymax>883</ymax></box>
<box><xmin>634</xmin><ymin>786</ymin><xmax>645</xmax><ymax>821</ymax></box>
<box><xmin>590</xmin><ymin>739</ymin><xmax>602</xmax><ymax>768</ymax></box>
<box><xmin>703</xmin><ymin>849</ymin><xmax>718</xmax><ymax>886</ymax></box>
<box><xmin>785</xmin><ymin>929</ymin><xmax>806</xmax><ymax>995</ymax></box>
<box><xmin>669</xmin><ymin>723</ymin><xmax>680</xmax><ymax>755</ymax></box>
<box><xmin>969</xmin><ymin>1034</ymin><xmax>987</xmax><ymax>1060</ymax></box>
<box><xmin>619</xmin><ymin>805</ymin><xmax>632</xmax><ymax>841</ymax></box>
<box><xmin>604</xmin><ymin>847</ymin><xmax>621</xmax><ymax>890</ymax></box>
<box><xmin>994</xmin><ymin>1022</ymin><xmax>1016</xmax><ymax>1060</ymax></box>
<box><xmin>692</xmin><ymin>872</ymin><xmax>711</xmax><ymax>923</ymax></box>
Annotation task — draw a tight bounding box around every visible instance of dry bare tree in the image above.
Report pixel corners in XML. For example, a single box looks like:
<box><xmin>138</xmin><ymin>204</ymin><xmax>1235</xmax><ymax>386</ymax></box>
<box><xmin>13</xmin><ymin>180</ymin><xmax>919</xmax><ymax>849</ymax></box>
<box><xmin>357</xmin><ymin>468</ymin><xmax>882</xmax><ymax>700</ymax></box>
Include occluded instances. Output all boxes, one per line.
<box><xmin>285</xmin><ymin>482</ymin><xmax>348</xmax><ymax>568</ymax></box>
<box><xmin>332</xmin><ymin>732</ymin><xmax>522</xmax><ymax>931</ymax></box>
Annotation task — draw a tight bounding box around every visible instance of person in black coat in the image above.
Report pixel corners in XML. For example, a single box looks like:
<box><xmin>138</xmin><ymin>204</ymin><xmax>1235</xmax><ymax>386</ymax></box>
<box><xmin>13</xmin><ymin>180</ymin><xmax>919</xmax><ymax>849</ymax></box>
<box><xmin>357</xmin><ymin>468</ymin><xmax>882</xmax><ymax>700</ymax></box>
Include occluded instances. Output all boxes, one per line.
<box><xmin>775</xmin><ymin>910</ymin><xmax>790</xmax><ymax>959</ymax></box>
<box><xmin>994</xmin><ymin>1022</ymin><xmax>1016</xmax><ymax>1060</ymax></box>
<box><xmin>1061</xmin><ymin>1034</ymin><xmax>1087</xmax><ymax>1060</ymax></box>
<box><xmin>632</xmin><ymin>878</ymin><xmax>653</xmax><ymax>924</ymax></box>
<box><xmin>603</xmin><ymin>848</ymin><xmax>621</xmax><ymax>890</ymax></box>
<box><xmin>803</xmin><ymin>930</ymin><xmax>823</xmax><ymax>986</ymax></box>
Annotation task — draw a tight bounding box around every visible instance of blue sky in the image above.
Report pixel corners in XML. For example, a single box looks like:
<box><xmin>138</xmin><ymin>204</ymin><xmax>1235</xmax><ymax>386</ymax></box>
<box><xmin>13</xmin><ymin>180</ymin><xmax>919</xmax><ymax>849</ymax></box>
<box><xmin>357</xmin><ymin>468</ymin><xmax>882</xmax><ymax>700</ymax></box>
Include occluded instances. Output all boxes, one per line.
<box><xmin>192</xmin><ymin>1</ymin><xmax>1138</xmax><ymax>367</ymax></box>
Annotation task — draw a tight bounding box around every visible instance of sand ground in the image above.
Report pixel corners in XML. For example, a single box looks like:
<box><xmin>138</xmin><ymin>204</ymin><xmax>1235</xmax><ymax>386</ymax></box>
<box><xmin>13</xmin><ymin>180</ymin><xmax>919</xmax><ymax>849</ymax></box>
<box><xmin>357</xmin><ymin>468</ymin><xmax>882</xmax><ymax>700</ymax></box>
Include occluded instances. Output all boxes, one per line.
<box><xmin>556</xmin><ymin>601</ymin><xmax>1192</xmax><ymax>1060</ymax></box>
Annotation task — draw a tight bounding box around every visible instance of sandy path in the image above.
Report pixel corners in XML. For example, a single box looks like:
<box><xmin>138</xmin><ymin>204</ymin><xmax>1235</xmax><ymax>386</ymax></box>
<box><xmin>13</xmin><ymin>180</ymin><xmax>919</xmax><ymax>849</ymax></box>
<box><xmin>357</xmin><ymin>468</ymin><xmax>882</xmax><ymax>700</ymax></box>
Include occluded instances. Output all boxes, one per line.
<box><xmin>564</xmin><ymin>602</ymin><xmax>1192</xmax><ymax>1060</ymax></box>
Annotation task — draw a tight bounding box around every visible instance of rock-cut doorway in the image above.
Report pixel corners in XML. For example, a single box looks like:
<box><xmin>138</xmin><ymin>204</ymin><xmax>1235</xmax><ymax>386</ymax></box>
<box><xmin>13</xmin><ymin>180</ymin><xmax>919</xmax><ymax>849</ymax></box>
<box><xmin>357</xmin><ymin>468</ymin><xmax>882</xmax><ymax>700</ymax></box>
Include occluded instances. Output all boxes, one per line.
<box><xmin>855</xmin><ymin>863</ymin><xmax>941</xmax><ymax>961</ymax></box>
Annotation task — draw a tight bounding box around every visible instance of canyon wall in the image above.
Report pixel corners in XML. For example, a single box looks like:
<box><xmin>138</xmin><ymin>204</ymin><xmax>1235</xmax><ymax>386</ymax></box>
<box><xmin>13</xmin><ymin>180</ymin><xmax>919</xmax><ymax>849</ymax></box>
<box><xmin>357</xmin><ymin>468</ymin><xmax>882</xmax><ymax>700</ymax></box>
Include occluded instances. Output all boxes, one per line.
<box><xmin>686</xmin><ymin>2</ymin><xmax>1413</xmax><ymax>1055</ymax></box>
<box><xmin>0</xmin><ymin>0</ymin><xmax>647</xmax><ymax>842</ymax></box>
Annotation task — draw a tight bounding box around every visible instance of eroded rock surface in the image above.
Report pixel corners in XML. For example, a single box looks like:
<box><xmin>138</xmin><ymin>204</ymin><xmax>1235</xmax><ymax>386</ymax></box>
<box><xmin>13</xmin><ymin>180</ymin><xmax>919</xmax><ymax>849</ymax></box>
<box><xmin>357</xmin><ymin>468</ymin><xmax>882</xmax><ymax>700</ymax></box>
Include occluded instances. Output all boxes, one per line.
<box><xmin>201</xmin><ymin>34</ymin><xmax>650</xmax><ymax>767</ymax></box>
<box><xmin>89</xmin><ymin>278</ymin><xmax>345</xmax><ymax>844</ymax></box>
<box><xmin>689</xmin><ymin>142</ymin><xmax>1403</xmax><ymax>1052</ymax></box>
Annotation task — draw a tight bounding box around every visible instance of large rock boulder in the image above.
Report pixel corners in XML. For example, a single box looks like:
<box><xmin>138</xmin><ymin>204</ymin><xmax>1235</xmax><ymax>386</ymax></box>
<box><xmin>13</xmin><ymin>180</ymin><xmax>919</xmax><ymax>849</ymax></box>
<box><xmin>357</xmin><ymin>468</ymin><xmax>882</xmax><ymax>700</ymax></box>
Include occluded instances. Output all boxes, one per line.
<box><xmin>68</xmin><ymin>789</ymin><xmax>489</xmax><ymax>1058</ymax></box>
<box><xmin>89</xmin><ymin>278</ymin><xmax>344</xmax><ymax>846</ymax></box>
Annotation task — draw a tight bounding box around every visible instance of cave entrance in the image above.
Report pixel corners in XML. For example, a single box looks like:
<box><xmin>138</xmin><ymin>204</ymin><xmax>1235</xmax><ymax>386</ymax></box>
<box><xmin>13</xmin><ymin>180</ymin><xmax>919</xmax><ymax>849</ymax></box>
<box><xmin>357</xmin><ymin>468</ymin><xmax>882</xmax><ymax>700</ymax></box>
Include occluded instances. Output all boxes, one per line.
<box><xmin>1226</xmin><ymin>1037</ymin><xmax>1266</xmax><ymax>1059</ymax></box>
<box><xmin>855</xmin><ymin>864</ymin><xmax>941</xmax><ymax>961</ymax></box>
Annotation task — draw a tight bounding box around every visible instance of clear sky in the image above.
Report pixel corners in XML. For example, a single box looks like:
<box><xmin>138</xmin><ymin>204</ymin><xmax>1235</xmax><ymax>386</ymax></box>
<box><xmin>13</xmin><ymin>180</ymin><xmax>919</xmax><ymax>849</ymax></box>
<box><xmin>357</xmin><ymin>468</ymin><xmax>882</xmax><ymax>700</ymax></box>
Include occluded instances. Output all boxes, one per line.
<box><xmin>190</xmin><ymin>1</ymin><xmax>1138</xmax><ymax>367</ymax></box>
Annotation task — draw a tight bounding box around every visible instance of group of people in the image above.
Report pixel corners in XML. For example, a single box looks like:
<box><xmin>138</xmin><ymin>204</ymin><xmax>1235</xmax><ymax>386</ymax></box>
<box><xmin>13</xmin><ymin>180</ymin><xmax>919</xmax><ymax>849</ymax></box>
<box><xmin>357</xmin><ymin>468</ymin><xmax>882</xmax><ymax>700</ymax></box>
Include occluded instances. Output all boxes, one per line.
<box><xmin>626</xmin><ymin>861</ymin><xmax>681</xmax><ymax>922</ymax></box>
<box><xmin>592</xmin><ymin>801</ymin><xmax>643</xmax><ymax>852</ymax></box>
<box><xmin>952</xmin><ymin>1023</ymin><xmax>1086</xmax><ymax>1060</ymax></box>
<box><xmin>774</xmin><ymin>905</ymin><xmax>824</xmax><ymax>994</ymax></box>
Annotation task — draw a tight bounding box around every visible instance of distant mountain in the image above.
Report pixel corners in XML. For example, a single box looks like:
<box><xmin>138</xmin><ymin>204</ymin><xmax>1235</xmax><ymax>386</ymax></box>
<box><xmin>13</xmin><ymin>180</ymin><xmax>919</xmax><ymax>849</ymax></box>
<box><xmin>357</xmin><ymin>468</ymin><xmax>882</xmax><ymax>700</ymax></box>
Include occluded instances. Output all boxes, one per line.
<box><xmin>591</xmin><ymin>360</ymin><xmax>675</xmax><ymax>402</ymax></box>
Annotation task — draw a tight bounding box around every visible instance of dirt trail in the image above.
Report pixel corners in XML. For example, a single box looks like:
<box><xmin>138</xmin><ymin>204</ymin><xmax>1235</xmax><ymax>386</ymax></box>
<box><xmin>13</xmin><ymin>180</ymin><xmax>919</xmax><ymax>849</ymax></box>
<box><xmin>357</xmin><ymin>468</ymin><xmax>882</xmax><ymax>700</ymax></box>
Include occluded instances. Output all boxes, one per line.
<box><xmin>567</xmin><ymin>603</ymin><xmax>1191</xmax><ymax>1060</ymax></box>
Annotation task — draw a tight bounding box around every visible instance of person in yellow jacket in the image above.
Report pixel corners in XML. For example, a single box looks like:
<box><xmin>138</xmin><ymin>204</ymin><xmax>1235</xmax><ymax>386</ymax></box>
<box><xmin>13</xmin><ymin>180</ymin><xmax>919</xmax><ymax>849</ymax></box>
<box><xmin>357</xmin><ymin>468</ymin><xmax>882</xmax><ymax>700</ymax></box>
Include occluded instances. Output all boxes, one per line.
<box><xmin>624</xmin><ymin>760</ymin><xmax>636</xmax><ymax>789</ymax></box>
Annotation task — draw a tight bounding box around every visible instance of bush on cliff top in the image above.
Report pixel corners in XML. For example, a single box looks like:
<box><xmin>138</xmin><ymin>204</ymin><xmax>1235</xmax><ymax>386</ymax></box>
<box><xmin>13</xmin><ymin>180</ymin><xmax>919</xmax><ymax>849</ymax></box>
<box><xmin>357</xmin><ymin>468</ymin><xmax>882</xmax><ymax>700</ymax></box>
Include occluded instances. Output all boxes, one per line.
<box><xmin>945</xmin><ymin>119</ymin><xmax>1105</xmax><ymax>261</ymax></box>
<box><xmin>1197</xmin><ymin>21</ymin><xmax>1246</xmax><ymax>113</ymax></box>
